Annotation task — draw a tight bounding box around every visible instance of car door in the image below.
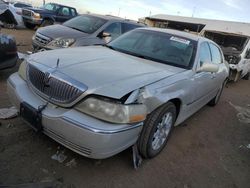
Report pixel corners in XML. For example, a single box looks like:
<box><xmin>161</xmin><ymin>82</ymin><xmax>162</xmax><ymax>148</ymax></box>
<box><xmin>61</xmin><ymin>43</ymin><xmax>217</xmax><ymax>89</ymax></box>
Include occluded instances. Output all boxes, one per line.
<box><xmin>56</xmin><ymin>7</ymin><xmax>72</xmax><ymax>23</ymax></box>
<box><xmin>208</xmin><ymin>42</ymin><xmax>226</xmax><ymax>89</ymax></box>
<box><xmin>191</xmin><ymin>42</ymin><xmax>216</xmax><ymax>105</ymax></box>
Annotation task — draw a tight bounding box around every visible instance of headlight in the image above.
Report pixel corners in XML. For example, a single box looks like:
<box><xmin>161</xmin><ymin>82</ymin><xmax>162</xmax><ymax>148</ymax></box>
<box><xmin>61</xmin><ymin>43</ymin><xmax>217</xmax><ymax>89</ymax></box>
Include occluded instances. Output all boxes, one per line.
<box><xmin>75</xmin><ymin>97</ymin><xmax>147</xmax><ymax>124</ymax></box>
<box><xmin>18</xmin><ymin>60</ymin><xmax>28</xmax><ymax>80</ymax></box>
<box><xmin>33</xmin><ymin>12</ymin><xmax>41</xmax><ymax>19</ymax></box>
<box><xmin>47</xmin><ymin>38</ymin><xmax>75</xmax><ymax>48</ymax></box>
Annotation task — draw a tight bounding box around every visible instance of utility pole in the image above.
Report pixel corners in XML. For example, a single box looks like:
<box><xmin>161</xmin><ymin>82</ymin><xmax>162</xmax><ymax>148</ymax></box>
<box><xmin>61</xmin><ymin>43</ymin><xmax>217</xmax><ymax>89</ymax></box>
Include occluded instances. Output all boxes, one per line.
<box><xmin>118</xmin><ymin>8</ymin><xmax>121</xmax><ymax>17</ymax></box>
<box><xmin>192</xmin><ymin>6</ymin><xmax>196</xmax><ymax>17</ymax></box>
<box><xmin>43</xmin><ymin>0</ymin><xmax>45</xmax><ymax>5</ymax></box>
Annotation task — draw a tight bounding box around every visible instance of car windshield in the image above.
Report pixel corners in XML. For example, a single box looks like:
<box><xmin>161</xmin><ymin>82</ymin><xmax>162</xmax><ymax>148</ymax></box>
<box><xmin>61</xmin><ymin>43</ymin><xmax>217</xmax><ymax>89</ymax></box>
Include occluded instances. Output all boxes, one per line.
<box><xmin>42</xmin><ymin>3</ymin><xmax>60</xmax><ymax>12</ymax></box>
<box><xmin>108</xmin><ymin>29</ymin><xmax>197</xmax><ymax>69</ymax></box>
<box><xmin>63</xmin><ymin>15</ymin><xmax>107</xmax><ymax>34</ymax></box>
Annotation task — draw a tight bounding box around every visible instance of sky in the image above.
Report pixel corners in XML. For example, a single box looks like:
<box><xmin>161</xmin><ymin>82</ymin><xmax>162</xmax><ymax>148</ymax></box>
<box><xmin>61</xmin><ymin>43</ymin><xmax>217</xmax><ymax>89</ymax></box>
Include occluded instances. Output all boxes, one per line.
<box><xmin>21</xmin><ymin>0</ymin><xmax>250</xmax><ymax>22</ymax></box>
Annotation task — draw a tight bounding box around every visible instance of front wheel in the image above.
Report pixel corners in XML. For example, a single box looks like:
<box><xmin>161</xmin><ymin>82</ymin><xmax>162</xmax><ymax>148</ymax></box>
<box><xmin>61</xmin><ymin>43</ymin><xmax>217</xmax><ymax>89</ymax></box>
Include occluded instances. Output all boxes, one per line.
<box><xmin>24</xmin><ymin>22</ymin><xmax>36</xmax><ymax>29</ymax></box>
<box><xmin>41</xmin><ymin>20</ymin><xmax>53</xmax><ymax>27</ymax></box>
<box><xmin>138</xmin><ymin>102</ymin><xmax>176</xmax><ymax>158</ymax></box>
<box><xmin>243</xmin><ymin>72</ymin><xmax>250</xmax><ymax>80</ymax></box>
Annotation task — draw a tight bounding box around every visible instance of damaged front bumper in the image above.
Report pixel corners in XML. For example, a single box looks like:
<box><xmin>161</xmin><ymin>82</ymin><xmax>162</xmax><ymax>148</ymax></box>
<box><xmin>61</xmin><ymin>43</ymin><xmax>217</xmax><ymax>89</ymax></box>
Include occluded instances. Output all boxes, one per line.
<box><xmin>7</xmin><ymin>73</ymin><xmax>143</xmax><ymax>159</ymax></box>
<box><xmin>229</xmin><ymin>61</ymin><xmax>250</xmax><ymax>81</ymax></box>
<box><xmin>229</xmin><ymin>64</ymin><xmax>242</xmax><ymax>81</ymax></box>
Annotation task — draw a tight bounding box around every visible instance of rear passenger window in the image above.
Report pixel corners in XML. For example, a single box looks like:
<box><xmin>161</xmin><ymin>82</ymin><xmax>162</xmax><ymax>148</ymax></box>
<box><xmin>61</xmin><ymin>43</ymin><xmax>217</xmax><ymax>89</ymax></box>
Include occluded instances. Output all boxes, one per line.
<box><xmin>59</xmin><ymin>7</ymin><xmax>70</xmax><ymax>16</ymax></box>
<box><xmin>121</xmin><ymin>23</ymin><xmax>141</xmax><ymax>33</ymax></box>
<box><xmin>71</xmin><ymin>9</ymin><xmax>77</xmax><ymax>16</ymax></box>
<box><xmin>209</xmin><ymin>43</ymin><xmax>223</xmax><ymax>64</ymax></box>
<box><xmin>199</xmin><ymin>42</ymin><xmax>211</xmax><ymax>66</ymax></box>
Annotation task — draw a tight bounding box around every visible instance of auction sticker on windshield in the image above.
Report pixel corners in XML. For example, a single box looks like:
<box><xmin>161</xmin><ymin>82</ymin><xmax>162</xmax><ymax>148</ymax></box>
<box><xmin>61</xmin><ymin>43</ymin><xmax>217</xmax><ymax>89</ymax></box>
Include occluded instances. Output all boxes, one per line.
<box><xmin>170</xmin><ymin>36</ymin><xmax>190</xmax><ymax>45</ymax></box>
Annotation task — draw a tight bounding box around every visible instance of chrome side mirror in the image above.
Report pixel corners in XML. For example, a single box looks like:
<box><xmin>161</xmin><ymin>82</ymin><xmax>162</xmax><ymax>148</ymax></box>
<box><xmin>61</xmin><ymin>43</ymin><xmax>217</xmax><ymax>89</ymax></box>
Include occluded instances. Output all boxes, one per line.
<box><xmin>197</xmin><ymin>63</ymin><xmax>219</xmax><ymax>73</ymax></box>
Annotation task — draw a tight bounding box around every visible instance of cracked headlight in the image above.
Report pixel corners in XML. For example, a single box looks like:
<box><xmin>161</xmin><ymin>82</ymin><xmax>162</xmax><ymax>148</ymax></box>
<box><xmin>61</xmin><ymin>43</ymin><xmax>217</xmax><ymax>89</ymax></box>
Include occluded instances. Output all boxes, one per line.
<box><xmin>47</xmin><ymin>38</ymin><xmax>75</xmax><ymax>48</ymax></box>
<box><xmin>75</xmin><ymin>97</ymin><xmax>147</xmax><ymax>124</ymax></box>
<box><xmin>18</xmin><ymin>60</ymin><xmax>28</xmax><ymax>81</ymax></box>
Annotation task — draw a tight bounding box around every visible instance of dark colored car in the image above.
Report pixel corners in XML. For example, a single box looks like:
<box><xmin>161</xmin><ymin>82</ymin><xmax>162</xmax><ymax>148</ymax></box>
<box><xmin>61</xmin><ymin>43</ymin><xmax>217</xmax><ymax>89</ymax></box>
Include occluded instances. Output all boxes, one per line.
<box><xmin>0</xmin><ymin>34</ymin><xmax>18</xmax><ymax>70</ymax></box>
<box><xmin>22</xmin><ymin>3</ymin><xmax>78</xmax><ymax>29</ymax></box>
<box><xmin>32</xmin><ymin>14</ymin><xmax>145</xmax><ymax>51</ymax></box>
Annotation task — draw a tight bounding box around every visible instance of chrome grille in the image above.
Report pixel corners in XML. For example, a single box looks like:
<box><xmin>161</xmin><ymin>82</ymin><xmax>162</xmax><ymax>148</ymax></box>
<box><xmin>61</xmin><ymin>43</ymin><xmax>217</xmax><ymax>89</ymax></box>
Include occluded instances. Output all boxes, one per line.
<box><xmin>35</xmin><ymin>33</ymin><xmax>52</xmax><ymax>46</ymax></box>
<box><xmin>22</xmin><ymin>9</ymin><xmax>32</xmax><ymax>17</ymax></box>
<box><xmin>27</xmin><ymin>64</ymin><xmax>87</xmax><ymax>104</ymax></box>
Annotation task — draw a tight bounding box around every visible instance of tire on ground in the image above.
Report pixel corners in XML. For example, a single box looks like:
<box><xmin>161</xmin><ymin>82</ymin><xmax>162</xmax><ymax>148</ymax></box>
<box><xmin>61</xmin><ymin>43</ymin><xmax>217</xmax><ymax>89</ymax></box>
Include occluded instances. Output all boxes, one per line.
<box><xmin>41</xmin><ymin>19</ymin><xmax>54</xmax><ymax>27</ymax></box>
<box><xmin>24</xmin><ymin>22</ymin><xmax>36</xmax><ymax>29</ymax></box>
<box><xmin>242</xmin><ymin>72</ymin><xmax>250</xmax><ymax>80</ymax></box>
<box><xmin>138</xmin><ymin>102</ymin><xmax>176</xmax><ymax>159</ymax></box>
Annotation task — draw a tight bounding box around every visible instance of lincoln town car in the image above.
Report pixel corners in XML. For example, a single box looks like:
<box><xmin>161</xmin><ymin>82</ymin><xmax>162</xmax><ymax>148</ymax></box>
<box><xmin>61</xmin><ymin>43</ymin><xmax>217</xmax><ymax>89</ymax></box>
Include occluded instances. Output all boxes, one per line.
<box><xmin>7</xmin><ymin>28</ymin><xmax>229</xmax><ymax>161</ymax></box>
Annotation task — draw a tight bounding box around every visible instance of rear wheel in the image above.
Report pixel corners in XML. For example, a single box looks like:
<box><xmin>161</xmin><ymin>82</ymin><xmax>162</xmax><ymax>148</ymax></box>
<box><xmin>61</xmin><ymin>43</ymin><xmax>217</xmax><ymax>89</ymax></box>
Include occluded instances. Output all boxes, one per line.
<box><xmin>24</xmin><ymin>22</ymin><xmax>36</xmax><ymax>29</ymax></box>
<box><xmin>138</xmin><ymin>102</ymin><xmax>176</xmax><ymax>158</ymax></box>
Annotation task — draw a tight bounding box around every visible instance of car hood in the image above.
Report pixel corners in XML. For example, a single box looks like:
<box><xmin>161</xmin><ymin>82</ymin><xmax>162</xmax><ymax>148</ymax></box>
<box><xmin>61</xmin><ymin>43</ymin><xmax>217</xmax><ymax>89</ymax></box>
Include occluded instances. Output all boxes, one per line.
<box><xmin>25</xmin><ymin>7</ymin><xmax>53</xmax><ymax>14</ymax></box>
<box><xmin>37</xmin><ymin>25</ymin><xmax>89</xmax><ymax>39</ymax></box>
<box><xmin>29</xmin><ymin>46</ymin><xmax>185</xmax><ymax>99</ymax></box>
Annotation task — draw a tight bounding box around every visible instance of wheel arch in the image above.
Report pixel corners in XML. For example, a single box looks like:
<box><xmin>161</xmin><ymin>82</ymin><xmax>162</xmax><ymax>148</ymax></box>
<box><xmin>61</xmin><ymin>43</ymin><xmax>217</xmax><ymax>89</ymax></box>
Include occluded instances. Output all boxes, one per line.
<box><xmin>43</xmin><ymin>17</ymin><xmax>55</xmax><ymax>23</ymax></box>
<box><xmin>168</xmin><ymin>98</ymin><xmax>182</xmax><ymax>119</ymax></box>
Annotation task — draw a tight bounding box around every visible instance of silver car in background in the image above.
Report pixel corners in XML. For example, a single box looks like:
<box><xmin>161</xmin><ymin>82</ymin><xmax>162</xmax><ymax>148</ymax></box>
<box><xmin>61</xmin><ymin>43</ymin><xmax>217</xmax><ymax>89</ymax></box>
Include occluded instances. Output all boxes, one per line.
<box><xmin>7</xmin><ymin>28</ymin><xmax>229</xmax><ymax>160</ymax></box>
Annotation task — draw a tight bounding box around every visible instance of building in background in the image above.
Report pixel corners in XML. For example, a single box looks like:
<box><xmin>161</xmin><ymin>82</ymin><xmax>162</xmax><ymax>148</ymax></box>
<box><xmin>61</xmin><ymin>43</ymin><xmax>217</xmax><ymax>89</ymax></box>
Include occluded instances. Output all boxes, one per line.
<box><xmin>141</xmin><ymin>14</ymin><xmax>250</xmax><ymax>35</ymax></box>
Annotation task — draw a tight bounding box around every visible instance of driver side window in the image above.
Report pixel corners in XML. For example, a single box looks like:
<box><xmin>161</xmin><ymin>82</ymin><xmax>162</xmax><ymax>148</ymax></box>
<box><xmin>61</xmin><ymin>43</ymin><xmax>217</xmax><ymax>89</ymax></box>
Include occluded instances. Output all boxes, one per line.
<box><xmin>103</xmin><ymin>23</ymin><xmax>121</xmax><ymax>40</ymax></box>
<box><xmin>58</xmin><ymin>7</ymin><xmax>70</xmax><ymax>16</ymax></box>
<box><xmin>199</xmin><ymin>42</ymin><xmax>211</xmax><ymax>67</ymax></box>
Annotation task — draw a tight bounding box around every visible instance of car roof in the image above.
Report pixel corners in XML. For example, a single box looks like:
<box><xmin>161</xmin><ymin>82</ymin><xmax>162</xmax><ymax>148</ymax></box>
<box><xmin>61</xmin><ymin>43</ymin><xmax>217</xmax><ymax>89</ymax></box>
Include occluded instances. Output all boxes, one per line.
<box><xmin>137</xmin><ymin>27</ymin><xmax>212</xmax><ymax>42</ymax></box>
<box><xmin>81</xmin><ymin>13</ymin><xmax>144</xmax><ymax>26</ymax></box>
<box><xmin>48</xmin><ymin>2</ymin><xmax>75</xmax><ymax>9</ymax></box>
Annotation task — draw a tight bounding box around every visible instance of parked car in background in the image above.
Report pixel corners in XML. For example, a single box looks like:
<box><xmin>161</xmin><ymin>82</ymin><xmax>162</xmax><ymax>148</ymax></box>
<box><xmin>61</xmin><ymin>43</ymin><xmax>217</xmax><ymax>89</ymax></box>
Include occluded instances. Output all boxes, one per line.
<box><xmin>22</xmin><ymin>3</ymin><xmax>78</xmax><ymax>29</ymax></box>
<box><xmin>203</xmin><ymin>30</ymin><xmax>250</xmax><ymax>81</ymax></box>
<box><xmin>8</xmin><ymin>2</ymin><xmax>32</xmax><ymax>28</ymax></box>
<box><xmin>32</xmin><ymin>14</ymin><xmax>145</xmax><ymax>51</ymax></box>
<box><xmin>0</xmin><ymin>0</ymin><xmax>7</xmax><ymax>12</ymax></box>
<box><xmin>0</xmin><ymin>0</ymin><xmax>17</xmax><ymax>28</ymax></box>
<box><xmin>8</xmin><ymin>28</ymin><xmax>229</xmax><ymax>162</ymax></box>
<box><xmin>0</xmin><ymin>33</ymin><xmax>18</xmax><ymax>70</ymax></box>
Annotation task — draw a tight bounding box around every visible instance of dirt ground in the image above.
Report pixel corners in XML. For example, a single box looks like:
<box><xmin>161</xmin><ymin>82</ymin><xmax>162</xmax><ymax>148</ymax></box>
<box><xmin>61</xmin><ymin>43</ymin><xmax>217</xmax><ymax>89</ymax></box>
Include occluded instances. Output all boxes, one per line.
<box><xmin>0</xmin><ymin>28</ymin><xmax>250</xmax><ymax>188</ymax></box>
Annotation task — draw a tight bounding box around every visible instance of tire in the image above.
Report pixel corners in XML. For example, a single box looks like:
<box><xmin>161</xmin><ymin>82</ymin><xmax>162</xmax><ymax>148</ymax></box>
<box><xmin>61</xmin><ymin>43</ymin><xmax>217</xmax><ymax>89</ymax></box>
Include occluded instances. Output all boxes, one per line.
<box><xmin>243</xmin><ymin>72</ymin><xmax>250</xmax><ymax>80</ymax></box>
<box><xmin>41</xmin><ymin>19</ymin><xmax>53</xmax><ymax>27</ymax></box>
<box><xmin>208</xmin><ymin>81</ymin><xmax>226</xmax><ymax>106</ymax></box>
<box><xmin>138</xmin><ymin>102</ymin><xmax>177</xmax><ymax>159</ymax></box>
<box><xmin>24</xmin><ymin>22</ymin><xmax>36</xmax><ymax>30</ymax></box>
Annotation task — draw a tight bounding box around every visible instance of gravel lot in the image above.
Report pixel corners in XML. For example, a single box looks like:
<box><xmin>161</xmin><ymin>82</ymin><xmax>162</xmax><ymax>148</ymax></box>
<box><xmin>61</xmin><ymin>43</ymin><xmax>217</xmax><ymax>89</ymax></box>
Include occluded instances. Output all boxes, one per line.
<box><xmin>0</xmin><ymin>28</ymin><xmax>250</xmax><ymax>188</ymax></box>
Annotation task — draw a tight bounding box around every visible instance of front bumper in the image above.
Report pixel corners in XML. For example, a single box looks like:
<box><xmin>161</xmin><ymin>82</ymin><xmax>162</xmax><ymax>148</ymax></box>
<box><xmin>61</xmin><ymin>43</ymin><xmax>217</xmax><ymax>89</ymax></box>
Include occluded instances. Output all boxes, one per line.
<box><xmin>23</xmin><ymin>16</ymin><xmax>42</xmax><ymax>25</ymax></box>
<box><xmin>7</xmin><ymin>73</ymin><xmax>143</xmax><ymax>159</ymax></box>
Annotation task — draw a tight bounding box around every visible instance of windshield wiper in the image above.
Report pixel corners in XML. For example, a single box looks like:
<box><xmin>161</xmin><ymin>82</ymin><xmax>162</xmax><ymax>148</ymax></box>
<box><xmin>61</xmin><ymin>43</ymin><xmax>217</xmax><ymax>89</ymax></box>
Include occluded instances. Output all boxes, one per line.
<box><xmin>115</xmin><ymin>49</ymin><xmax>150</xmax><ymax>60</ymax></box>
<box><xmin>67</xmin><ymin>26</ymin><xmax>85</xmax><ymax>33</ymax></box>
<box><xmin>103</xmin><ymin>44</ymin><xmax>117</xmax><ymax>51</ymax></box>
